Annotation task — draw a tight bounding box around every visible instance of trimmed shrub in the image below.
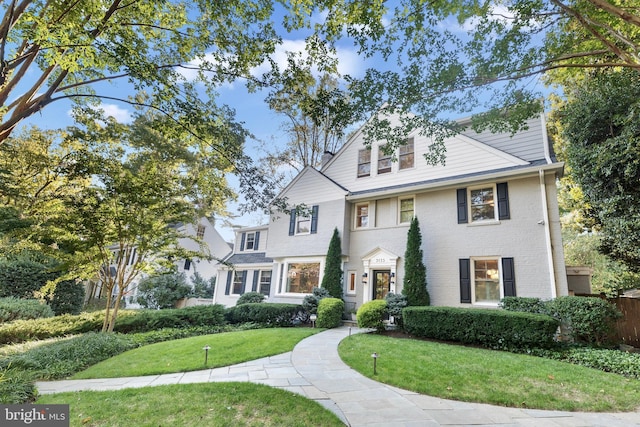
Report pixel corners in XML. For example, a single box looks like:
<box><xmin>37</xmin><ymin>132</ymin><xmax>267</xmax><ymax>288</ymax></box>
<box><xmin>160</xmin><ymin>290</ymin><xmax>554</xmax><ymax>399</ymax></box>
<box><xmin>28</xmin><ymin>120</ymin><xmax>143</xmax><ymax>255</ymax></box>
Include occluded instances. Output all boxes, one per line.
<box><xmin>236</xmin><ymin>292</ymin><xmax>266</xmax><ymax>305</ymax></box>
<box><xmin>0</xmin><ymin>311</ymin><xmax>105</xmax><ymax>344</ymax></box>
<box><xmin>113</xmin><ymin>305</ymin><xmax>226</xmax><ymax>334</ymax></box>
<box><xmin>357</xmin><ymin>300</ymin><xmax>387</xmax><ymax>332</ymax></box>
<box><xmin>0</xmin><ymin>258</ymin><xmax>54</xmax><ymax>299</ymax></box>
<box><xmin>0</xmin><ymin>297</ymin><xmax>54</xmax><ymax>322</ymax></box>
<box><xmin>316</xmin><ymin>298</ymin><xmax>344</xmax><ymax>328</ymax></box>
<box><xmin>545</xmin><ymin>296</ymin><xmax>621</xmax><ymax>345</ymax></box>
<box><xmin>403</xmin><ymin>306</ymin><xmax>559</xmax><ymax>350</ymax></box>
<box><xmin>225</xmin><ymin>303</ymin><xmax>304</xmax><ymax>327</ymax></box>
<box><xmin>302</xmin><ymin>287</ymin><xmax>330</xmax><ymax>315</ymax></box>
<box><xmin>385</xmin><ymin>293</ymin><xmax>407</xmax><ymax>326</ymax></box>
<box><xmin>48</xmin><ymin>280</ymin><xmax>85</xmax><ymax>315</ymax></box>
<box><xmin>500</xmin><ymin>296</ymin><xmax>546</xmax><ymax>314</ymax></box>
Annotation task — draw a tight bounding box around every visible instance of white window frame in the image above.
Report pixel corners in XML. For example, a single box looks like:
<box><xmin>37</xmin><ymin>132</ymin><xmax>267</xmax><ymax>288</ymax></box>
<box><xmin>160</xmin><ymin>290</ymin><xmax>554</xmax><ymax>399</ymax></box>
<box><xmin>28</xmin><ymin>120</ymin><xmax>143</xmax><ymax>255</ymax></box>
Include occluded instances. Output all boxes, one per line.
<box><xmin>232</xmin><ymin>270</ymin><xmax>246</xmax><ymax>295</ymax></box>
<box><xmin>470</xmin><ymin>257</ymin><xmax>503</xmax><ymax>305</ymax></box>
<box><xmin>295</xmin><ymin>214</ymin><xmax>311</xmax><ymax>235</ymax></box>
<box><xmin>346</xmin><ymin>270</ymin><xmax>357</xmax><ymax>295</ymax></box>
<box><xmin>398</xmin><ymin>196</ymin><xmax>415</xmax><ymax>224</ymax></box>
<box><xmin>399</xmin><ymin>137</ymin><xmax>415</xmax><ymax>170</ymax></box>
<box><xmin>245</xmin><ymin>232</ymin><xmax>256</xmax><ymax>250</ymax></box>
<box><xmin>281</xmin><ymin>260</ymin><xmax>323</xmax><ymax>295</ymax></box>
<box><xmin>355</xmin><ymin>202</ymin><xmax>370</xmax><ymax>229</ymax></box>
<box><xmin>468</xmin><ymin>184</ymin><xmax>498</xmax><ymax>223</ymax></box>
<box><xmin>357</xmin><ymin>149</ymin><xmax>371</xmax><ymax>178</ymax></box>
<box><xmin>377</xmin><ymin>144</ymin><xmax>392</xmax><ymax>174</ymax></box>
<box><xmin>259</xmin><ymin>270</ymin><xmax>272</xmax><ymax>296</ymax></box>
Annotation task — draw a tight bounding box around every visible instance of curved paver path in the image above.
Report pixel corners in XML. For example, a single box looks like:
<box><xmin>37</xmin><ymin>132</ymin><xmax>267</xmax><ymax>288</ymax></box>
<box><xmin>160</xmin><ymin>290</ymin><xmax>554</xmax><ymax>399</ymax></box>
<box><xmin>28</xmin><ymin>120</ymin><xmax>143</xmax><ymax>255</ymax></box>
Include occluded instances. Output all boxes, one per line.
<box><xmin>37</xmin><ymin>326</ymin><xmax>640</xmax><ymax>426</ymax></box>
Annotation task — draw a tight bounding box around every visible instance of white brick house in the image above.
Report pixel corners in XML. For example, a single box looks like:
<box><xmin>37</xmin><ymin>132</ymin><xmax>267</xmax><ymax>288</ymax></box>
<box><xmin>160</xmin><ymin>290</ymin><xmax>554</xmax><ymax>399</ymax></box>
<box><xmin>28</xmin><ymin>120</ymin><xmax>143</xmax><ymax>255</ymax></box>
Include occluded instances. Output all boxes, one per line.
<box><xmin>214</xmin><ymin>113</ymin><xmax>568</xmax><ymax>309</ymax></box>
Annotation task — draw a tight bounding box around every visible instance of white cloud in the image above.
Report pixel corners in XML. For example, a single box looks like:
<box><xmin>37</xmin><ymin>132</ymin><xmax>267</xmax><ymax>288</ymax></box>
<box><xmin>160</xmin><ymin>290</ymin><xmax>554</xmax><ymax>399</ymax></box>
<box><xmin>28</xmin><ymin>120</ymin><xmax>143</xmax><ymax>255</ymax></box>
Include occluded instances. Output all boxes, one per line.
<box><xmin>100</xmin><ymin>103</ymin><xmax>133</xmax><ymax>123</ymax></box>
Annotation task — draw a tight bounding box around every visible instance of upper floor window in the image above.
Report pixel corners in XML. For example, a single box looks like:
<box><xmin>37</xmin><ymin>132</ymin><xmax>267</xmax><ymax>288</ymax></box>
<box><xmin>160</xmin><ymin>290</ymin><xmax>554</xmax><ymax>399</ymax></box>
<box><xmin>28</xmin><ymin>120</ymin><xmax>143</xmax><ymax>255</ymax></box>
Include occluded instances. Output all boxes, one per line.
<box><xmin>399</xmin><ymin>197</ymin><xmax>414</xmax><ymax>223</ymax></box>
<box><xmin>357</xmin><ymin>149</ymin><xmax>371</xmax><ymax>177</ymax></box>
<box><xmin>246</xmin><ymin>232</ymin><xmax>256</xmax><ymax>250</ymax></box>
<box><xmin>296</xmin><ymin>215</ymin><xmax>311</xmax><ymax>234</ymax></box>
<box><xmin>356</xmin><ymin>203</ymin><xmax>369</xmax><ymax>228</ymax></box>
<box><xmin>399</xmin><ymin>138</ymin><xmax>414</xmax><ymax>170</ymax></box>
<box><xmin>378</xmin><ymin>145</ymin><xmax>391</xmax><ymax>174</ymax></box>
<box><xmin>470</xmin><ymin>186</ymin><xmax>496</xmax><ymax>222</ymax></box>
<box><xmin>288</xmin><ymin>206</ymin><xmax>319</xmax><ymax>236</ymax></box>
<box><xmin>184</xmin><ymin>259</ymin><xmax>191</xmax><ymax>271</ymax></box>
<box><xmin>196</xmin><ymin>224</ymin><xmax>206</xmax><ymax>239</ymax></box>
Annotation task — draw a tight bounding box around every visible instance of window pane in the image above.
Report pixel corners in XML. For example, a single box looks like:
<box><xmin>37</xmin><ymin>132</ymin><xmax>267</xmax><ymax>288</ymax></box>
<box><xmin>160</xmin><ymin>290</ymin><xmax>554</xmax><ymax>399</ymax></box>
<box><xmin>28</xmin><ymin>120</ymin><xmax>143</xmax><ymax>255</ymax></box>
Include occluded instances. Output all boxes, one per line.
<box><xmin>233</xmin><ymin>271</ymin><xmax>245</xmax><ymax>294</ymax></box>
<box><xmin>358</xmin><ymin>149</ymin><xmax>371</xmax><ymax>177</ymax></box>
<box><xmin>470</xmin><ymin>188</ymin><xmax>495</xmax><ymax>221</ymax></box>
<box><xmin>400</xmin><ymin>198</ymin><xmax>414</xmax><ymax>223</ymax></box>
<box><xmin>259</xmin><ymin>271</ymin><xmax>271</xmax><ymax>296</ymax></box>
<box><xmin>474</xmin><ymin>260</ymin><xmax>499</xmax><ymax>302</ymax></box>
<box><xmin>356</xmin><ymin>204</ymin><xmax>369</xmax><ymax>227</ymax></box>
<box><xmin>286</xmin><ymin>263</ymin><xmax>320</xmax><ymax>293</ymax></box>
<box><xmin>246</xmin><ymin>233</ymin><xmax>255</xmax><ymax>249</ymax></box>
<box><xmin>378</xmin><ymin>146</ymin><xmax>391</xmax><ymax>174</ymax></box>
<box><xmin>297</xmin><ymin>218</ymin><xmax>310</xmax><ymax>234</ymax></box>
<box><xmin>399</xmin><ymin>138</ymin><xmax>414</xmax><ymax>169</ymax></box>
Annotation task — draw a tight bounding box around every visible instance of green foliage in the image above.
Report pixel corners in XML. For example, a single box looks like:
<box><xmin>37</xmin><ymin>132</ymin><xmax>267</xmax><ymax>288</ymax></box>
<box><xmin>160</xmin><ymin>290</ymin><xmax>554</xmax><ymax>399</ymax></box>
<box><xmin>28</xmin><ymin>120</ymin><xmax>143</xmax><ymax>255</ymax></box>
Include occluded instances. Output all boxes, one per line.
<box><xmin>356</xmin><ymin>300</ymin><xmax>387</xmax><ymax>332</ymax></box>
<box><xmin>0</xmin><ymin>333</ymin><xmax>136</xmax><ymax>380</ymax></box>
<box><xmin>302</xmin><ymin>287</ymin><xmax>331</xmax><ymax>315</ymax></box>
<box><xmin>113</xmin><ymin>305</ymin><xmax>227</xmax><ymax>334</ymax></box>
<box><xmin>502</xmin><ymin>296</ymin><xmax>621</xmax><ymax>345</ymax></box>
<box><xmin>0</xmin><ymin>311</ymin><xmax>105</xmax><ymax>345</ymax></box>
<box><xmin>384</xmin><ymin>293</ymin><xmax>407</xmax><ymax>326</ymax></box>
<box><xmin>0</xmin><ymin>298</ymin><xmax>54</xmax><ymax>322</ymax></box>
<box><xmin>236</xmin><ymin>292</ymin><xmax>266</xmax><ymax>305</ymax></box>
<box><xmin>402</xmin><ymin>217</ymin><xmax>430</xmax><ymax>306</ymax></box>
<box><xmin>137</xmin><ymin>273</ymin><xmax>192</xmax><ymax>309</ymax></box>
<box><xmin>225</xmin><ymin>303</ymin><xmax>305</xmax><ymax>327</ymax></box>
<box><xmin>403</xmin><ymin>306</ymin><xmax>559</xmax><ymax>350</ymax></box>
<box><xmin>316</xmin><ymin>298</ymin><xmax>344</xmax><ymax>329</ymax></box>
<box><xmin>557</xmin><ymin>69</ymin><xmax>640</xmax><ymax>272</ymax></box>
<box><xmin>189</xmin><ymin>272</ymin><xmax>215</xmax><ymax>299</ymax></box>
<box><xmin>0</xmin><ymin>258</ymin><xmax>54</xmax><ymax>299</ymax></box>
<box><xmin>558</xmin><ymin>347</ymin><xmax>640</xmax><ymax>379</ymax></box>
<box><xmin>0</xmin><ymin>367</ymin><xmax>36</xmax><ymax>404</ymax></box>
<box><xmin>320</xmin><ymin>228</ymin><xmax>343</xmax><ymax>299</ymax></box>
<box><xmin>48</xmin><ymin>280</ymin><xmax>85</xmax><ymax>315</ymax></box>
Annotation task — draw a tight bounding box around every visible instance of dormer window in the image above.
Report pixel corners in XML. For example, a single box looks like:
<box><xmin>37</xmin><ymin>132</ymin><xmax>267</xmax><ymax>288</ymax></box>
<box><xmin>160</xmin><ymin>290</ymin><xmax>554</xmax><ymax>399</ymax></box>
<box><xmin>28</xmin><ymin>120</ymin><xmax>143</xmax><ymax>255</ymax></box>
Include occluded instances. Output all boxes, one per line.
<box><xmin>246</xmin><ymin>232</ymin><xmax>256</xmax><ymax>250</ymax></box>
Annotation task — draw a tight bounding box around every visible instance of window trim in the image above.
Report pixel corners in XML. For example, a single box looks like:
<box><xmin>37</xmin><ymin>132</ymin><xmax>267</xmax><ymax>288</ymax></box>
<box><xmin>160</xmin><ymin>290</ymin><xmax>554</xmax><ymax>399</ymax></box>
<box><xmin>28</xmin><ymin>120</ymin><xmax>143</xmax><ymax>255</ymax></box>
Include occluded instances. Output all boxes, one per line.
<box><xmin>355</xmin><ymin>202</ymin><xmax>370</xmax><ymax>229</ymax></box>
<box><xmin>232</xmin><ymin>270</ymin><xmax>246</xmax><ymax>295</ymax></box>
<box><xmin>399</xmin><ymin>137</ymin><xmax>415</xmax><ymax>170</ymax></box>
<box><xmin>245</xmin><ymin>232</ymin><xmax>256</xmax><ymax>250</ymax></box>
<box><xmin>470</xmin><ymin>257</ymin><xmax>502</xmax><ymax>305</ymax></box>
<box><xmin>280</xmin><ymin>260</ymin><xmax>323</xmax><ymax>295</ymax></box>
<box><xmin>357</xmin><ymin>148</ymin><xmax>371</xmax><ymax>178</ymax></box>
<box><xmin>377</xmin><ymin>144</ymin><xmax>392</xmax><ymax>174</ymax></box>
<box><xmin>346</xmin><ymin>270</ymin><xmax>357</xmax><ymax>295</ymax></box>
<box><xmin>468</xmin><ymin>184</ymin><xmax>498</xmax><ymax>223</ymax></box>
<box><xmin>259</xmin><ymin>270</ymin><xmax>272</xmax><ymax>296</ymax></box>
<box><xmin>398</xmin><ymin>196</ymin><xmax>415</xmax><ymax>224</ymax></box>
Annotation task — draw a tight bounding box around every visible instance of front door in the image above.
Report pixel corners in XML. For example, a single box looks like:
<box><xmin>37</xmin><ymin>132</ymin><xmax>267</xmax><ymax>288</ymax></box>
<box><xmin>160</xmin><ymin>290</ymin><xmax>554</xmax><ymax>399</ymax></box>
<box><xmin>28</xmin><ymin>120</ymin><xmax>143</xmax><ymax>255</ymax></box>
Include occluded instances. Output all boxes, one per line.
<box><xmin>373</xmin><ymin>270</ymin><xmax>391</xmax><ymax>300</ymax></box>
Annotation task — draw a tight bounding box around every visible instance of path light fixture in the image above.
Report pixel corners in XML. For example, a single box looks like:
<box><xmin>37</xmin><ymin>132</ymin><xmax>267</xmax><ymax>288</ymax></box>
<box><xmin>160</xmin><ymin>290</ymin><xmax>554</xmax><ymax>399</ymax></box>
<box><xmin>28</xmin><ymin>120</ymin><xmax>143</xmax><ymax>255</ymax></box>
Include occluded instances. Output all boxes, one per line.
<box><xmin>310</xmin><ymin>314</ymin><xmax>317</xmax><ymax>328</ymax></box>
<box><xmin>203</xmin><ymin>345</ymin><xmax>211</xmax><ymax>366</ymax></box>
<box><xmin>371</xmin><ymin>352</ymin><xmax>378</xmax><ymax>375</ymax></box>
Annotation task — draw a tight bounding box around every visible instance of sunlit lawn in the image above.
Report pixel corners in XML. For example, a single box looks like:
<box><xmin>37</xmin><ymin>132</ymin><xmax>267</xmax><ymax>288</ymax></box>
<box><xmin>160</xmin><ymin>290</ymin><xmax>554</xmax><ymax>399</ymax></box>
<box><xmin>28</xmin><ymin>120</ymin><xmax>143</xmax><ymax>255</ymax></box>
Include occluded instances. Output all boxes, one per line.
<box><xmin>37</xmin><ymin>382</ymin><xmax>343</xmax><ymax>427</ymax></box>
<box><xmin>338</xmin><ymin>333</ymin><xmax>640</xmax><ymax>412</ymax></box>
<box><xmin>74</xmin><ymin>328</ymin><xmax>319</xmax><ymax>379</ymax></box>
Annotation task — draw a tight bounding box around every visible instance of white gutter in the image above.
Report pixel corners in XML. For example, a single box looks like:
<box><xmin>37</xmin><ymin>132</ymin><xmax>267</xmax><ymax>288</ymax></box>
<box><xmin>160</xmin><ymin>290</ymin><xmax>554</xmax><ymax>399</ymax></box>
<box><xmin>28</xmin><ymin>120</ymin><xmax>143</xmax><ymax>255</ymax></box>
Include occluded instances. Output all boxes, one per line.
<box><xmin>539</xmin><ymin>169</ymin><xmax>557</xmax><ymax>298</ymax></box>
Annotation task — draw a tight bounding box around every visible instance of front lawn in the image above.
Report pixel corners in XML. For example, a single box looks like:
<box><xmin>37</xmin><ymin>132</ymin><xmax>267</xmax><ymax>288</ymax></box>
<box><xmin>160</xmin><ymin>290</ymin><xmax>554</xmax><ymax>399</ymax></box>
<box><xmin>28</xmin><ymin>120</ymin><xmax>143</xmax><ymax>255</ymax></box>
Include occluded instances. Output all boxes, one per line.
<box><xmin>37</xmin><ymin>382</ymin><xmax>344</xmax><ymax>427</ymax></box>
<box><xmin>73</xmin><ymin>328</ymin><xmax>318</xmax><ymax>378</ymax></box>
<box><xmin>338</xmin><ymin>333</ymin><xmax>640</xmax><ymax>412</ymax></box>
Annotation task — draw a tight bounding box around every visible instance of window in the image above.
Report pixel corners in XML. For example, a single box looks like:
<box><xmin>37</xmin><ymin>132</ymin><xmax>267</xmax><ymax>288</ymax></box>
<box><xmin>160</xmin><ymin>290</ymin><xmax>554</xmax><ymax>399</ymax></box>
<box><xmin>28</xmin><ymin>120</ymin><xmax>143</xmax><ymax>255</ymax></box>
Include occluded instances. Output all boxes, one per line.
<box><xmin>469</xmin><ymin>186</ymin><xmax>496</xmax><ymax>222</ymax></box>
<box><xmin>347</xmin><ymin>271</ymin><xmax>356</xmax><ymax>295</ymax></box>
<box><xmin>232</xmin><ymin>271</ymin><xmax>245</xmax><ymax>294</ymax></box>
<box><xmin>377</xmin><ymin>145</ymin><xmax>391</xmax><ymax>174</ymax></box>
<box><xmin>473</xmin><ymin>259</ymin><xmax>500</xmax><ymax>303</ymax></box>
<box><xmin>246</xmin><ymin>232</ymin><xmax>256</xmax><ymax>250</ymax></box>
<box><xmin>196</xmin><ymin>224</ymin><xmax>206</xmax><ymax>239</ymax></box>
<box><xmin>399</xmin><ymin>138</ymin><xmax>414</xmax><ymax>170</ymax></box>
<box><xmin>259</xmin><ymin>271</ymin><xmax>272</xmax><ymax>296</ymax></box>
<box><xmin>357</xmin><ymin>149</ymin><xmax>371</xmax><ymax>177</ymax></box>
<box><xmin>184</xmin><ymin>259</ymin><xmax>191</xmax><ymax>271</ymax></box>
<box><xmin>355</xmin><ymin>203</ymin><xmax>369</xmax><ymax>228</ymax></box>
<box><xmin>296</xmin><ymin>215</ymin><xmax>311</xmax><ymax>234</ymax></box>
<box><xmin>288</xmin><ymin>206</ymin><xmax>319</xmax><ymax>236</ymax></box>
<box><xmin>399</xmin><ymin>197</ymin><xmax>414</xmax><ymax>223</ymax></box>
<box><xmin>286</xmin><ymin>262</ymin><xmax>320</xmax><ymax>293</ymax></box>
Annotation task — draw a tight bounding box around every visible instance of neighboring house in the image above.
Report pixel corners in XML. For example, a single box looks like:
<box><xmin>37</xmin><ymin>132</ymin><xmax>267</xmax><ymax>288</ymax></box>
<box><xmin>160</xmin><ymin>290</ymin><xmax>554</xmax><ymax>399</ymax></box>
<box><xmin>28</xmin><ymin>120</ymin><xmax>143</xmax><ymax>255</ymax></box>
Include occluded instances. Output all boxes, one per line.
<box><xmin>215</xmin><ymin>112</ymin><xmax>569</xmax><ymax>309</ymax></box>
<box><xmin>86</xmin><ymin>217</ymin><xmax>231</xmax><ymax>306</ymax></box>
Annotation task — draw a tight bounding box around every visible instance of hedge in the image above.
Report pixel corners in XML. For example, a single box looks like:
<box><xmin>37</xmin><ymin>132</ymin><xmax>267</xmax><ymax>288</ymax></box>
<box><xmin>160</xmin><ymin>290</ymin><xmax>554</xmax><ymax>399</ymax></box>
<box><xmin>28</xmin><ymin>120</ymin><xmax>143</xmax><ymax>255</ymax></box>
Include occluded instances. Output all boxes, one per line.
<box><xmin>403</xmin><ymin>306</ymin><xmax>559</xmax><ymax>350</ymax></box>
<box><xmin>0</xmin><ymin>297</ymin><xmax>54</xmax><ymax>323</ymax></box>
<box><xmin>113</xmin><ymin>305</ymin><xmax>226</xmax><ymax>333</ymax></box>
<box><xmin>357</xmin><ymin>300</ymin><xmax>387</xmax><ymax>332</ymax></box>
<box><xmin>225</xmin><ymin>303</ymin><xmax>305</xmax><ymax>327</ymax></box>
<box><xmin>316</xmin><ymin>298</ymin><xmax>344</xmax><ymax>328</ymax></box>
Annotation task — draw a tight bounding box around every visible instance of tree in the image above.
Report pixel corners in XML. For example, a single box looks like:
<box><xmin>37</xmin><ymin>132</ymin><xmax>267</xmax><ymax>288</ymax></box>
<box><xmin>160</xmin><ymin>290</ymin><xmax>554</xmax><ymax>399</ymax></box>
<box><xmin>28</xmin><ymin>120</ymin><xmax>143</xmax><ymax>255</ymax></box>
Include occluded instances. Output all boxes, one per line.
<box><xmin>136</xmin><ymin>273</ymin><xmax>191</xmax><ymax>309</ymax></box>
<box><xmin>402</xmin><ymin>217</ymin><xmax>430</xmax><ymax>306</ymax></box>
<box><xmin>320</xmin><ymin>227</ymin><xmax>343</xmax><ymax>299</ymax></box>
<box><xmin>556</xmin><ymin>68</ymin><xmax>640</xmax><ymax>272</ymax></box>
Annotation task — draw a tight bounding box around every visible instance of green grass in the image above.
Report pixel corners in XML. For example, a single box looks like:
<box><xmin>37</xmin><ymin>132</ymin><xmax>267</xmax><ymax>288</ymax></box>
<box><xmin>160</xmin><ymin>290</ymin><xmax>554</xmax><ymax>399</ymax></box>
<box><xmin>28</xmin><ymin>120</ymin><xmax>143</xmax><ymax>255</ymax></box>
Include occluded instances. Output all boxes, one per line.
<box><xmin>338</xmin><ymin>333</ymin><xmax>640</xmax><ymax>412</ymax></box>
<box><xmin>73</xmin><ymin>328</ymin><xmax>318</xmax><ymax>379</ymax></box>
<box><xmin>36</xmin><ymin>382</ymin><xmax>343</xmax><ymax>427</ymax></box>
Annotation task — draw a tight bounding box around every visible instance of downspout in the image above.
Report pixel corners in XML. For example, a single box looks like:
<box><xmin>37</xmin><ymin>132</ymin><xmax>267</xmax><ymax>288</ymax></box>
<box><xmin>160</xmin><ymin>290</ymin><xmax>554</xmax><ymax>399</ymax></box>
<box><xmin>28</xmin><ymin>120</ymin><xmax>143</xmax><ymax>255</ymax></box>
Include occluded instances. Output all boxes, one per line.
<box><xmin>540</xmin><ymin>111</ymin><xmax>553</xmax><ymax>164</ymax></box>
<box><xmin>540</xmin><ymin>169</ymin><xmax>557</xmax><ymax>298</ymax></box>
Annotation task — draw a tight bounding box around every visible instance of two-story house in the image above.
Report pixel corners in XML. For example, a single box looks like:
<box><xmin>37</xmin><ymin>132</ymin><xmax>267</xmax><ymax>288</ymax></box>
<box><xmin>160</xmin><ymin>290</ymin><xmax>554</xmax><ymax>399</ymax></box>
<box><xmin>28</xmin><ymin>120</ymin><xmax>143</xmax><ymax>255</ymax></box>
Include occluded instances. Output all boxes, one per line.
<box><xmin>214</xmin><ymin>112</ymin><xmax>569</xmax><ymax>309</ymax></box>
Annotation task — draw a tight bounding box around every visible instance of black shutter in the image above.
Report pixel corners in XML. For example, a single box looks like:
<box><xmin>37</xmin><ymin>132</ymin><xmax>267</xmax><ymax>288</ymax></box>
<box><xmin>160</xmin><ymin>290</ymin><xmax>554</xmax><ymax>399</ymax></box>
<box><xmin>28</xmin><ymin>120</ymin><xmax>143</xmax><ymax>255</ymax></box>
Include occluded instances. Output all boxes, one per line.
<box><xmin>240</xmin><ymin>272</ymin><xmax>247</xmax><ymax>295</ymax></box>
<box><xmin>225</xmin><ymin>272</ymin><xmax>232</xmax><ymax>295</ymax></box>
<box><xmin>288</xmin><ymin>210</ymin><xmax>296</xmax><ymax>236</ymax></box>
<box><xmin>497</xmin><ymin>182</ymin><xmax>510</xmax><ymax>220</ymax></box>
<box><xmin>502</xmin><ymin>257</ymin><xmax>516</xmax><ymax>297</ymax></box>
<box><xmin>457</xmin><ymin>189</ymin><xmax>468</xmax><ymax>224</ymax></box>
<box><xmin>459</xmin><ymin>258</ymin><xmax>471</xmax><ymax>303</ymax></box>
<box><xmin>310</xmin><ymin>205</ymin><xmax>319</xmax><ymax>234</ymax></box>
<box><xmin>240</xmin><ymin>232</ymin><xmax>246</xmax><ymax>251</ymax></box>
<box><xmin>252</xmin><ymin>271</ymin><xmax>259</xmax><ymax>292</ymax></box>
<box><xmin>254</xmin><ymin>231</ymin><xmax>260</xmax><ymax>250</ymax></box>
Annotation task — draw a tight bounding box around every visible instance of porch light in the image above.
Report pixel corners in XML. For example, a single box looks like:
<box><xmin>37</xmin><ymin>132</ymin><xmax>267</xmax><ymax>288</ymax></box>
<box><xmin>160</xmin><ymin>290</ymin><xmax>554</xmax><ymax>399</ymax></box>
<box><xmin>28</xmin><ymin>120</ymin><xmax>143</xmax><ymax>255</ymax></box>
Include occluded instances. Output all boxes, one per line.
<box><xmin>390</xmin><ymin>272</ymin><xmax>395</xmax><ymax>285</ymax></box>
<box><xmin>362</xmin><ymin>272</ymin><xmax>368</xmax><ymax>285</ymax></box>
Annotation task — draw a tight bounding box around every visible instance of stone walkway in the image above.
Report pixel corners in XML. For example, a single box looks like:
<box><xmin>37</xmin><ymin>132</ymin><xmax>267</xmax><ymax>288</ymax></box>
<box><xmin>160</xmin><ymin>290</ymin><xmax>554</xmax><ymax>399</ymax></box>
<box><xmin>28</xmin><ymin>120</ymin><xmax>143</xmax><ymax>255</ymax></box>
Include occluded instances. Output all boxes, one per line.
<box><xmin>37</xmin><ymin>326</ymin><xmax>640</xmax><ymax>426</ymax></box>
